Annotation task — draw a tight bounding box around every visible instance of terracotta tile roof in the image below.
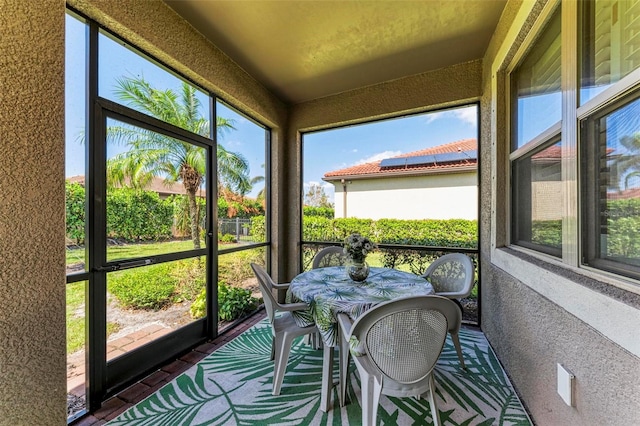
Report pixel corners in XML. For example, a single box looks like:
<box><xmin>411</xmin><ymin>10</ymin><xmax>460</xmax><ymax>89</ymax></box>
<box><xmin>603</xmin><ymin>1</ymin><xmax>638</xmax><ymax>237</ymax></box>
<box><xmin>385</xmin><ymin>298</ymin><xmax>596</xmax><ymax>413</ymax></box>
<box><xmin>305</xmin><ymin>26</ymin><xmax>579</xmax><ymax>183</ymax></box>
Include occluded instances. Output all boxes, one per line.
<box><xmin>66</xmin><ymin>175</ymin><xmax>205</xmax><ymax>197</ymax></box>
<box><xmin>608</xmin><ymin>188</ymin><xmax>640</xmax><ymax>200</ymax></box>
<box><xmin>323</xmin><ymin>138</ymin><xmax>477</xmax><ymax>180</ymax></box>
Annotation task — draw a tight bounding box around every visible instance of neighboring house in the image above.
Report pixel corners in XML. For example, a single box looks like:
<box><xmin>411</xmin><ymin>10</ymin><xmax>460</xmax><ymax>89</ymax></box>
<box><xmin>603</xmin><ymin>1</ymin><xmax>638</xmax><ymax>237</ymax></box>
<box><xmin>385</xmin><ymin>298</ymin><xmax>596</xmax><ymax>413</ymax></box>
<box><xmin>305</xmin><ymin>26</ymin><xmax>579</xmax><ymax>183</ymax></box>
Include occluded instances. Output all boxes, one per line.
<box><xmin>66</xmin><ymin>175</ymin><xmax>206</xmax><ymax>198</ymax></box>
<box><xmin>323</xmin><ymin>139</ymin><xmax>477</xmax><ymax>220</ymax></box>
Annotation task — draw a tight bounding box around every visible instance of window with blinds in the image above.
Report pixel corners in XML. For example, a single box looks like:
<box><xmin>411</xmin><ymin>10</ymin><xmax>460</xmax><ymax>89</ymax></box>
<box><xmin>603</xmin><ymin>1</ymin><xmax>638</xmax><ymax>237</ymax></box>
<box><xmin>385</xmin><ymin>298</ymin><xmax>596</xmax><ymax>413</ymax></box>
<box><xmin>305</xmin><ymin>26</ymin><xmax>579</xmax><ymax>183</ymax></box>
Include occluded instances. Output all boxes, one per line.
<box><xmin>581</xmin><ymin>93</ymin><xmax>640</xmax><ymax>279</ymax></box>
<box><xmin>580</xmin><ymin>0</ymin><xmax>640</xmax><ymax>105</ymax></box>
<box><xmin>510</xmin><ymin>6</ymin><xmax>563</xmax><ymax>256</ymax></box>
<box><xmin>511</xmin><ymin>7</ymin><xmax>561</xmax><ymax>150</ymax></box>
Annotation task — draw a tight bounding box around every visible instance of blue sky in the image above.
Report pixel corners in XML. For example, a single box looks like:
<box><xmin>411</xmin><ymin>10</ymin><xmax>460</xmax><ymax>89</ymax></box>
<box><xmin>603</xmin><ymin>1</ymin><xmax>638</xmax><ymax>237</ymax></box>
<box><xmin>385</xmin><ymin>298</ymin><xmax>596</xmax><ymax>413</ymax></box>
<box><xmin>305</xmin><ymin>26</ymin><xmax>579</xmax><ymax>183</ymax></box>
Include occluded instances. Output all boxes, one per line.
<box><xmin>65</xmin><ymin>13</ymin><xmax>477</xmax><ymax>202</ymax></box>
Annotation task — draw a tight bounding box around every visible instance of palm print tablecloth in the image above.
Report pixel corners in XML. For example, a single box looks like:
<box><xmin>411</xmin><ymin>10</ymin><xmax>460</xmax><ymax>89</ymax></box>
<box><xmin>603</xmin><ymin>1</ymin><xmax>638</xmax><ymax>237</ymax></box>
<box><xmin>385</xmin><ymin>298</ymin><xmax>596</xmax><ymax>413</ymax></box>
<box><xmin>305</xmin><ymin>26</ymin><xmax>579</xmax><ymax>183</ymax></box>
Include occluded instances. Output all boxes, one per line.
<box><xmin>287</xmin><ymin>266</ymin><xmax>434</xmax><ymax>346</ymax></box>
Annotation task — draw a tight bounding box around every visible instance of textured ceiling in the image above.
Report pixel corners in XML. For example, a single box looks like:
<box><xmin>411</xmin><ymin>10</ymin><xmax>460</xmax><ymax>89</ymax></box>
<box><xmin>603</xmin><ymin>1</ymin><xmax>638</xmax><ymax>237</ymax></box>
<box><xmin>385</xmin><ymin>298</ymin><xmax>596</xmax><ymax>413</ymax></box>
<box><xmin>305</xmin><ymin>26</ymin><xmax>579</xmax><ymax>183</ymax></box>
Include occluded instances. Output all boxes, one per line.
<box><xmin>164</xmin><ymin>0</ymin><xmax>507</xmax><ymax>104</ymax></box>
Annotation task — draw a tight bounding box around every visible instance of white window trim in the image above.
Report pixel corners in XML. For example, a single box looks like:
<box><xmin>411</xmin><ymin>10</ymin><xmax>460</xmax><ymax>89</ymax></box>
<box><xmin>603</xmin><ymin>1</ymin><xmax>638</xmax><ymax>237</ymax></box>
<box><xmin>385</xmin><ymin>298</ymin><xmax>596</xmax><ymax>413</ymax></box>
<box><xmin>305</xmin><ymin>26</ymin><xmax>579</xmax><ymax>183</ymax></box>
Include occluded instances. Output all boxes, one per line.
<box><xmin>493</xmin><ymin>248</ymin><xmax>640</xmax><ymax>358</ymax></box>
<box><xmin>490</xmin><ymin>0</ymin><xmax>640</xmax><ymax>351</ymax></box>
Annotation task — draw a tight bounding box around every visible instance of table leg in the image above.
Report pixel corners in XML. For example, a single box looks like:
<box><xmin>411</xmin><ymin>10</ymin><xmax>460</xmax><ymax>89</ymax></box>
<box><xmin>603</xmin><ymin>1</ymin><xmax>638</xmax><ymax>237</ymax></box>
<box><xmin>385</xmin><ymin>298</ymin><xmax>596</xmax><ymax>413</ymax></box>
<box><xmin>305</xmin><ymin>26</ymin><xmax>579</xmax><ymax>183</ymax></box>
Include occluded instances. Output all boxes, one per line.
<box><xmin>320</xmin><ymin>345</ymin><xmax>334</xmax><ymax>412</ymax></box>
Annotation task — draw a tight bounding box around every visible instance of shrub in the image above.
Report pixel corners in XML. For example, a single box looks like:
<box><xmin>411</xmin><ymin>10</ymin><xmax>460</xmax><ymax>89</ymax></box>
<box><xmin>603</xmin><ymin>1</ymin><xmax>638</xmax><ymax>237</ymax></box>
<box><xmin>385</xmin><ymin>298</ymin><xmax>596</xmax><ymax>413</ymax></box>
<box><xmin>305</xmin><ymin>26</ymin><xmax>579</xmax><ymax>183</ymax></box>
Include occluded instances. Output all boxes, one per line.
<box><xmin>65</xmin><ymin>182</ymin><xmax>86</xmax><ymax>245</ymax></box>
<box><xmin>109</xmin><ymin>263</ymin><xmax>177</xmax><ymax>310</ymax></box>
<box><xmin>300</xmin><ymin>217</ymin><xmax>478</xmax><ymax>273</ymax></box>
<box><xmin>218</xmin><ymin>197</ymin><xmax>265</xmax><ymax>219</ymax></box>
<box><xmin>218</xmin><ymin>281</ymin><xmax>259</xmax><ymax>321</ymax></box>
<box><xmin>190</xmin><ymin>288</ymin><xmax>206</xmax><ymax>319</ymax></box>
<box><xmin>107</xmin><ymin>188</ymin><xmax>173</xmax><ymax>242</ymax></box>
<box><xmin>189</xmin><ymin>281</ymin><xmax>259</xmax><ymax>321</ymax></box>
<box><xmin>219</xmin><ymin>234</ymin><xmax>236</xmax><ymax>244</ymax></box>
<box><xmin>250</xmin><ymin>215</ymin><xmax>266</xmax><ymax>243</ymax></box>
<box><xmin>303</xmin><ymin>205</ymin><xmax>334</xmax><ymax>219</ymax></box>
<box><xmin>172</xmin><ymin>258</ymin><xmax>206</xmax><ymax>302</ymax></box>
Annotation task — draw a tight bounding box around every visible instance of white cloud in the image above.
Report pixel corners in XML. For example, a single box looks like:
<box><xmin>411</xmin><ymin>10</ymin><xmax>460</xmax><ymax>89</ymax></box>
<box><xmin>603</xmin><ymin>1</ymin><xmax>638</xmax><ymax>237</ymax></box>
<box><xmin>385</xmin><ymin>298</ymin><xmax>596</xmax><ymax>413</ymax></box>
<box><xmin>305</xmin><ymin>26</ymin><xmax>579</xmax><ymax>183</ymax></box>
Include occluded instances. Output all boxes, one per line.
<box><xmin>303</xmin><ymin>180</ymin><xmax>333</xmax><ymax>190</ymax></box>
<box><xmin>354</xmin><ymin>150</ymin><xmax>402</xmax><ymax>165</ymax></box>
<box><xmin>424</xmin><ymin>107</ymin><xmax>477</xmax><ymax>126</ymax></box>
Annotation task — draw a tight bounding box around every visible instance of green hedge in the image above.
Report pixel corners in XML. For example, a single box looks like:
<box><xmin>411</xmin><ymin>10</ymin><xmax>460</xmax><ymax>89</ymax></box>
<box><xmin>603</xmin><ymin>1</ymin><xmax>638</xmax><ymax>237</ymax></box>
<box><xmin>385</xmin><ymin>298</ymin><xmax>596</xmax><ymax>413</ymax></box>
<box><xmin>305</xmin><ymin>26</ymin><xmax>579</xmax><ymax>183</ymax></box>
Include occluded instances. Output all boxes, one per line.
<box><xmin>107</xmin><ymin>188</ymin><xmax>173</xmax><ymax>242</ymax></box>
<box><xmin>66</xmin><ymin>182</ymin><xmax>85</xmax><ymax>245</ymax></box>
<box><xmin>303</xmin><ymin>206</ymin><xmax>334</xmax><ymax>219</ymax></box>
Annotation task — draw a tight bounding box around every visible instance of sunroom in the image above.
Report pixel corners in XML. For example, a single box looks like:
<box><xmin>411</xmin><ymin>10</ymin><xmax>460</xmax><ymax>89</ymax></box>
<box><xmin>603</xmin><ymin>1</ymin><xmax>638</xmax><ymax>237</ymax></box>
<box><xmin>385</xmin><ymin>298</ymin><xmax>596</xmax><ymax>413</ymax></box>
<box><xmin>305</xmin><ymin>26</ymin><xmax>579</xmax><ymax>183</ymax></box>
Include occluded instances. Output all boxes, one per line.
<box><xmin>2</xmin><ymin>0</ymin><xmax>639</xmax><ymax>425</ymax></box>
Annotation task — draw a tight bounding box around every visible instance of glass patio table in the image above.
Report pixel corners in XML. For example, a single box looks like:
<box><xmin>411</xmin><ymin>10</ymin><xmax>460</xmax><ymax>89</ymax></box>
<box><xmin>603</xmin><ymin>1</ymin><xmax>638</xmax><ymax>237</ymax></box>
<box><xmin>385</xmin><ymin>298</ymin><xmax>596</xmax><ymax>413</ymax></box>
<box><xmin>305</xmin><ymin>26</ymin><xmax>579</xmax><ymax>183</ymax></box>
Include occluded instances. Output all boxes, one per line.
<box><xmin>286</xmin><ymin>266</ymin><xmax>435</xmax><ymax>411</ymax></box>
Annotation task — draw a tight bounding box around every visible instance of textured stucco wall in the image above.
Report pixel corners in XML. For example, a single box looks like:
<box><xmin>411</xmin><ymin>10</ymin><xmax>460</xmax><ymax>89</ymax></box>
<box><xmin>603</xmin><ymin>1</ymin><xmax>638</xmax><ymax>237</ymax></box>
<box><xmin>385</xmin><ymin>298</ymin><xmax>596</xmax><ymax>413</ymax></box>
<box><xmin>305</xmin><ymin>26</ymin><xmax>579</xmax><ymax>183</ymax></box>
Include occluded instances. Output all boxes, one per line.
<box><xmin>480</xmin><ymin>1</ymin><xmax>640</xmax><ymax>425</ymax></box>
<box><xmin>287</xmin><ymin>60</ymin><xmax>482</xmax><ymax>277</ymax></box>
<box><xmin>0</xmin><ymin>1</ymin><xmax>67</xmax><ymax>424</ymax></box>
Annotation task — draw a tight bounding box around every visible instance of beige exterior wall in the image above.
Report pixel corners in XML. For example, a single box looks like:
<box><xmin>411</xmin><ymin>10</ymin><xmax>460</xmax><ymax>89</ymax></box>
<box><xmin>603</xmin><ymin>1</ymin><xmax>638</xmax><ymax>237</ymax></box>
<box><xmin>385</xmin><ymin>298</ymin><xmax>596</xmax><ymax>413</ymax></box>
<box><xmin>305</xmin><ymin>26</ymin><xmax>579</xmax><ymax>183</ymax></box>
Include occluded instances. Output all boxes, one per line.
<box><xmin>332</xmin><ymin>172</ymin><xmax>477</xmax><ymax>220</ymax></box>
<box><xmin>0</xmin><ymin>1</ymin><xmax>67</xmax><ymax>424</ymax></box>
<box><xmin>481</xmin><ymin>1</ymin><xmax>640</xmax><ymax>426</ymax></box>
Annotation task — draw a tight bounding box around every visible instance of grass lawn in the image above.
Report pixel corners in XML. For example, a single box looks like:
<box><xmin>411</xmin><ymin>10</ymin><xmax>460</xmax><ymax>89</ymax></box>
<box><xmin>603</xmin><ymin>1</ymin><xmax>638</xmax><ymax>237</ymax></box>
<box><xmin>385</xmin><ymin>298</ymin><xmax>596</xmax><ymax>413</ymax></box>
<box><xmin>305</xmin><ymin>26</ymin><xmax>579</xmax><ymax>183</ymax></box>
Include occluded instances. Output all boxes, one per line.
<box><xmin>66</xmin><ymin>239</ymin><xmax>254</xmax><ymax>354</ymax></box>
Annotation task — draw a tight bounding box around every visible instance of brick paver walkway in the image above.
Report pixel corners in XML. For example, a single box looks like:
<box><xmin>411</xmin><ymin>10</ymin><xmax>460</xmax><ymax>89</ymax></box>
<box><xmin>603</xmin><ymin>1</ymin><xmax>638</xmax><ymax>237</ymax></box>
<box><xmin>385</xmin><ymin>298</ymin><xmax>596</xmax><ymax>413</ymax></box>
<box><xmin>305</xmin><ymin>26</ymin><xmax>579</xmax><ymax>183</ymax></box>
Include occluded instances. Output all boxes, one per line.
<box><xmin>69</xmin><ymin>311</ymin><xmax>266</xmax><ymax>425</ymax></box>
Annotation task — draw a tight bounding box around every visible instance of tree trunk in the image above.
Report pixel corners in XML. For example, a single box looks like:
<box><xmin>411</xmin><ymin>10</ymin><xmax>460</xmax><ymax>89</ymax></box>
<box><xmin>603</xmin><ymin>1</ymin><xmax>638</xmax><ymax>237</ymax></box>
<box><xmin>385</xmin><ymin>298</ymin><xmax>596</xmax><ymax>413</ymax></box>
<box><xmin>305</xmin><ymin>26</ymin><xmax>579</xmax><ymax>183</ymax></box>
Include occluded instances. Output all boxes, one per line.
<box><xmin>187</xmin><ymin>189</ymin><xmax>200</xmax><ymax>250</ymax></box>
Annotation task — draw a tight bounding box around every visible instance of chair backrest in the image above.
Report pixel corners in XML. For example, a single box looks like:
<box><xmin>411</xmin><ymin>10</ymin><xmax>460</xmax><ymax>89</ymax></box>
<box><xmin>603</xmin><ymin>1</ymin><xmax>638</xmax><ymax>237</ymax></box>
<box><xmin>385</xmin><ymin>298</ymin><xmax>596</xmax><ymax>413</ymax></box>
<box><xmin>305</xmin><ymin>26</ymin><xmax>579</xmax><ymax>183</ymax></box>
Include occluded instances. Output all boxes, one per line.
<box><xmin>250</xmin><ymin>263</ymin><xmax>278</xmax><ymax>325</ymax></box>
<box><xmin>349</xmin><ymin>296</ymin><xmax>456</xmax><ymax>386</ymax></box>
<box><xmin>312</xmin><ymin>246</ymin><xmax>346</xmax><ymax>269</ymax></box>
<box><xmin>422</xmin><ymin>253</ymin><xmax>474</xmax><ymax>298</ymax></box>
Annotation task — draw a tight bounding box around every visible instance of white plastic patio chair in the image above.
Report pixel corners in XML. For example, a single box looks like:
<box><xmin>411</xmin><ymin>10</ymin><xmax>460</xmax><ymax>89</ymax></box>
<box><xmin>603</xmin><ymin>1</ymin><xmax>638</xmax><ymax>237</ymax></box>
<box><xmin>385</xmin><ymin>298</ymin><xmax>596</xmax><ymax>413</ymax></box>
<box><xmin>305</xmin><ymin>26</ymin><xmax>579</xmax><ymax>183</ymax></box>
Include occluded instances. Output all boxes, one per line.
<box><xmin>421</xmin><ymin>253</ymin><xmax>474</xmax><ymax>368</ymax></box>
<box><xmin>421</xmin><ymin>253</ymin><xmax>475</xmax><ymax>300</ymax></box>
<box><xmin>312</xmin><ymin>246</ymin><xmax>346</xmax><ymax>269</ymax></box>
<box><xmin>337</xmin><ymin>295</ymin><xmax>458</xmax><ymax>426</ymax></box>
<box><xmin>250</xmin><ymin>263</ymin><xmax>318</xmax><ymax>396</ymax></box>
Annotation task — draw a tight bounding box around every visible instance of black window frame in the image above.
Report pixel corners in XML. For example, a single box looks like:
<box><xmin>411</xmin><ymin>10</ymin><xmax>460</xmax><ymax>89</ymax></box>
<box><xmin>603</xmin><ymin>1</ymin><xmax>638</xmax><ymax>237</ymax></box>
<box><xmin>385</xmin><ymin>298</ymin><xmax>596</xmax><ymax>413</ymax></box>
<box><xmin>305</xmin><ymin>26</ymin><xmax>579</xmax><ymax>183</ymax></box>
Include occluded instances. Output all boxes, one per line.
<box><xmin>580</xmin><ymin>87</ymin><xmax>640</xmax><ymax>281</ymax></box>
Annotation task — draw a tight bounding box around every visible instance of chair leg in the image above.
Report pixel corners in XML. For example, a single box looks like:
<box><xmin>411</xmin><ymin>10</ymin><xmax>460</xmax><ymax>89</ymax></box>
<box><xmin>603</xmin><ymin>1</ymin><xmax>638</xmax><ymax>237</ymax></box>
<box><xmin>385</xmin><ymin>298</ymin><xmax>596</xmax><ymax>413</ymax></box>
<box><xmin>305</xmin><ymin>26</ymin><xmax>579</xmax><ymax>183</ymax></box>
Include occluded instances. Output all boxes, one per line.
<box><xmin>361</xmin><ymin>371</ymin><xmax>382</xmax><ymax>426</ymax></box>
<box><xmin>272</xmin><ymin>333</ymin><xmax>294</xmax><ymax>396</ymax></box>
<box><xmin>320</xmin><ymin>345</ymin><xmax>334</xmax><ymax>412</ymax></box>
<box><xmin>427</xmin><ymin>374</ymin><xmax>441</xmax><ymax>426</ymax></box>
<box><xmin>450</xmin><ymin>331</ymin><xmax>466</xmax><ymax>369</ymax></box>
<box><xmin>270</xmin><ymin>336</ymin><xmax>275</xmax><ymax>361</ymax></box>
<box><xmin>339</xmin><ymin>328</ymin><xmax>350</xmax><ymax>407</ymax></box>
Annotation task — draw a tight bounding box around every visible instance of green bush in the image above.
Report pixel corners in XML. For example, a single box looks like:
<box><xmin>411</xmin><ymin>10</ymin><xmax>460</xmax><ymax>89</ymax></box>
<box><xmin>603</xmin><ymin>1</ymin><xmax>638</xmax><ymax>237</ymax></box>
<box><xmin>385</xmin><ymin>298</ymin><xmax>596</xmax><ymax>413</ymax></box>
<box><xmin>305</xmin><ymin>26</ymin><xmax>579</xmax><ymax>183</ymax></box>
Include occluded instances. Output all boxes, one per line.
<box><xmin>109</xmin><ymin>263</ymin><xmax>177</xmax><ymax>310</ymax></box>
<box><xmin>107</xmin><ymin>188</ymin><xmax>173</xmax><ymax>242</ymax></box>
<box><xmin>65</xmin><ymin>182</ymin><xmax>86</xmax><ymax>245</ymax></box>
<box><xmin>531</xmin><ymin>220</ymin><xmax>562</xmax><ymax>248</ymax></box>
<box><xmin>190</xmin><ymin>288</ymin><xmax>206</xmax><ymax>319</ymax></box>
<box><xmin>219</xmin><ymin>234</ymin><xmax>236</xmax><ymax>244</ymax></box>
<box><xmin>303</xmin><ymin>206</ymin><xmax>334</xmax><ymax>219</ymax></box>
<box><xmin>218</xmin><ymin>281</ymin><xmax>259</xmax><ymax>321</ymax></box>
<box><xmin>300</xmin><ymin>216</ymin><xmax>478</xmax><ymax>273</ymax></box>
<box><xmin>250</xmin><ymin>215</ymin><xmax>266</xmax><ymax>243</ymax></box>
<box><xmin>189</xmin><ymin>281</ymin><xmax>258</xmax><ymax>321</ymax></box>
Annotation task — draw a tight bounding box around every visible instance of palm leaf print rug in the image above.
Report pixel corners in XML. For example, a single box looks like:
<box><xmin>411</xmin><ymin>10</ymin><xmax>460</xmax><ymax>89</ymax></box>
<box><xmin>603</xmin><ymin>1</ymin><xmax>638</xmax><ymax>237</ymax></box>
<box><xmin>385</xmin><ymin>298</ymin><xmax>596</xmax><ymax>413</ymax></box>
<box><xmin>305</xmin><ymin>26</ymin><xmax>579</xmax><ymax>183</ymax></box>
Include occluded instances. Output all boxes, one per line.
<box><xmin>108</xmin><ymin>320</ymin><xmax>532</xmax><ymax>425</ymax></box>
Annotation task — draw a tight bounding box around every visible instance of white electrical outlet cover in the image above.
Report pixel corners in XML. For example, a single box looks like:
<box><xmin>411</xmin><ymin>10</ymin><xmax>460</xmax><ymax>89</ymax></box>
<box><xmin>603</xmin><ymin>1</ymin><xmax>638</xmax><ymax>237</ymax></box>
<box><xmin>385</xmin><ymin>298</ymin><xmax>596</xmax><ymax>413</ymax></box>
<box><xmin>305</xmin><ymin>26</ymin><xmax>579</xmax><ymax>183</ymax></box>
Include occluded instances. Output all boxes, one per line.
<box><xmin>557</xmin><ymin>363</ymin><xmax>574</xmax><ymax>407</ymax></box>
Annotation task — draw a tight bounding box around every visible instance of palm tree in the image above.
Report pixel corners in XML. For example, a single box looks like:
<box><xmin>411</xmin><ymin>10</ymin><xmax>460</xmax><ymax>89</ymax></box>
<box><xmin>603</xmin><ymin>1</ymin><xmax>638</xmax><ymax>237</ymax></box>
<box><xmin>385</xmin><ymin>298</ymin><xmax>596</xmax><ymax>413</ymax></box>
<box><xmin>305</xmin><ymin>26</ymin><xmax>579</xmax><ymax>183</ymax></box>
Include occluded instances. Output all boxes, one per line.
<box><xmin>107</xmin><ymin>76</ymin><xmax>250</xmax><ymax>249</ymax></box>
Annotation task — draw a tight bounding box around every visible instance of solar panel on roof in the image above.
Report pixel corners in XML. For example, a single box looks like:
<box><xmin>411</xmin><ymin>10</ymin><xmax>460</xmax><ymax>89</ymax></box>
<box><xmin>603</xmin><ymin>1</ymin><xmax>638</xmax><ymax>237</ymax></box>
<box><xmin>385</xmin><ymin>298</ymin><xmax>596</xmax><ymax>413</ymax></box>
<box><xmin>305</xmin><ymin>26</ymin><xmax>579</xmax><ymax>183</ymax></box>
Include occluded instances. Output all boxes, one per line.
<box><xmin>380</xmin><ymin>150</ymin><xmax>476</xmax><ymax>168</ymax></box>
<box><xmin>379</xmin><ymin>158</ymin><xmax>409</xmax><ymax>167</ymax></box>
<box><xmin>403</xmin><ymin>155</ymin><xmax>435</xmax><ymax>166</ymax></box>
